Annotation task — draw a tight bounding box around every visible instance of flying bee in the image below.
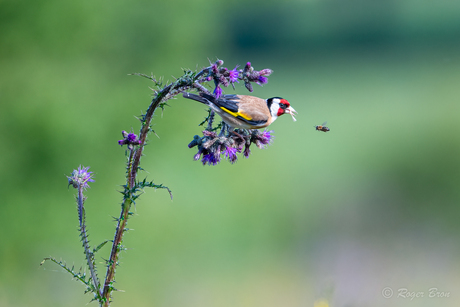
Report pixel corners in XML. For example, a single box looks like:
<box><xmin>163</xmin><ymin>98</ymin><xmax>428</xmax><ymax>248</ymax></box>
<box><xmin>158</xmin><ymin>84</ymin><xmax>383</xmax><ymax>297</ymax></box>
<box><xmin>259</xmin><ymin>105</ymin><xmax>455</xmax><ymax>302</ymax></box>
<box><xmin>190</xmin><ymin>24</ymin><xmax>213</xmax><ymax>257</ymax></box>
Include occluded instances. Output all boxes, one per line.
<box><xmin>315</xmin><ymin>121</ymin><xmax>330</xmax><ymax>132</ymax></box>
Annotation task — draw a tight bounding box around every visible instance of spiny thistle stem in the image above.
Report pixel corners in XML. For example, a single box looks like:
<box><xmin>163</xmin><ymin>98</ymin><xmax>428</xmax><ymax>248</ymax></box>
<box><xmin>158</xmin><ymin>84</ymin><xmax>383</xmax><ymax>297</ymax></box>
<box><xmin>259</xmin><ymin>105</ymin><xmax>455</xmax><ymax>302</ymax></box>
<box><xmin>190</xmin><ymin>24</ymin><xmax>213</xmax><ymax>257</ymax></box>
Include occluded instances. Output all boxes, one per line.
<box><xmin>101</xmin><ymin>66</ymin><xmax>215</xmax><ymax>305</ymax></box>
<box><xmin>101</xmin><ymin>197</ymin><xmax>132</xmax><ymax>306</ymax></box>
<box><xmin>77</xmin><ymin>185</ymin><xmax>102</xmax><ymax>299</ymax></box>
<box><xmin>101</xmin><ymin>147</ymin><xmax>134</xmax><ymax>306</ymax></box>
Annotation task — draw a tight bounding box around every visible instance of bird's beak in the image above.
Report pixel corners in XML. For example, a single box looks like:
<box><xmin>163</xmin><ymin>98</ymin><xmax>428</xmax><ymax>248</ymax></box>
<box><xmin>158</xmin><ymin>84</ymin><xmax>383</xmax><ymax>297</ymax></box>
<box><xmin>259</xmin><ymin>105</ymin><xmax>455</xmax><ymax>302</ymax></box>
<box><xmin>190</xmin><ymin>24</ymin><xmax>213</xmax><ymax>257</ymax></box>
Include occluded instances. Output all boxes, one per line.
<box><xmin>286</xmin><ymin>106</ymin><xmax>297</xmax><ymax>122</ymax></box>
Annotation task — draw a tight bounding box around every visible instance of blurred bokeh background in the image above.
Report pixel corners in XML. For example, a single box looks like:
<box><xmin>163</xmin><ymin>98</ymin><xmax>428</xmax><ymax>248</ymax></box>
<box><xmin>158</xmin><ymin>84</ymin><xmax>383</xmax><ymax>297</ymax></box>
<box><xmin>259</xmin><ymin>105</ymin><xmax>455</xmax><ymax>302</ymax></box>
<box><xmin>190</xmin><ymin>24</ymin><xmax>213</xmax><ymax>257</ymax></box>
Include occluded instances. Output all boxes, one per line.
<box><xmin>1</xmin><ymin>0</ymin><xmax>460</xmax><ymax>306</ymax></box>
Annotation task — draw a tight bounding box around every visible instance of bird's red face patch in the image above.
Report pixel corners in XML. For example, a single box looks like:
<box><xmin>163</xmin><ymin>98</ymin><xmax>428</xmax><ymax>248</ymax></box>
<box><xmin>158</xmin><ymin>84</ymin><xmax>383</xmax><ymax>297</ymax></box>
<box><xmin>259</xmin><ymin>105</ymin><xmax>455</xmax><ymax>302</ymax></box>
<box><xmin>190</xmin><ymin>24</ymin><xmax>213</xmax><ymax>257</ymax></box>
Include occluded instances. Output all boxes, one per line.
<box><xmin>277</xmin><ymin>100</ymin><xmax>291</xmax><ymax>116</ymax></box>
<box><xmin>280</xmin><ymin>99</ymin><xmax>290</xmax><ymax>107</ymax></box>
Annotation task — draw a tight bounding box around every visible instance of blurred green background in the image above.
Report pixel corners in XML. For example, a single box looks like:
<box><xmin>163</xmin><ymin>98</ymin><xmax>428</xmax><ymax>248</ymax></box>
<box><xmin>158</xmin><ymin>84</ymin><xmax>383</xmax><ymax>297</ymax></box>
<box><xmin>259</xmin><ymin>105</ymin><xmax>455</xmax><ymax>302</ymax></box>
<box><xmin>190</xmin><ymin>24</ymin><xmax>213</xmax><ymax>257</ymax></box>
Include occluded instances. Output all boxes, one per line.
<box><xmin>1</xmin><ymin>0</ymin><xmax>460</xmax><ymax>306</ymax></box>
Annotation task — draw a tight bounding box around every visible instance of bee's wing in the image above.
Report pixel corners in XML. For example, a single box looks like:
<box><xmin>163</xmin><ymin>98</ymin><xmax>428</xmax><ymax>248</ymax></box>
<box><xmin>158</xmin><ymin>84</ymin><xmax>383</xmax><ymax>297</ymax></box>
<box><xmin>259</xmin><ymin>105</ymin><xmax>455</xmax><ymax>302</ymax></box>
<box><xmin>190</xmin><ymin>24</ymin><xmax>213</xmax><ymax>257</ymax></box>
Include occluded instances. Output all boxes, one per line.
<box><xmin>322</xmin><ymin>121</ymin><xmax>328</xmax><ymax>126</ymax></box>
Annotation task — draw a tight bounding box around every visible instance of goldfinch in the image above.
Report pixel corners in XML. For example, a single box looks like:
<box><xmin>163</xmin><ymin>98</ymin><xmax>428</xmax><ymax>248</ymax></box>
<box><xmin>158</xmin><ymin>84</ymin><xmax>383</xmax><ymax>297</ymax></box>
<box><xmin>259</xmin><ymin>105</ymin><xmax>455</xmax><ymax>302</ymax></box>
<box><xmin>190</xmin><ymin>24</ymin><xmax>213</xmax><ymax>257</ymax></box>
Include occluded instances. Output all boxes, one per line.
<box><xmin>183</xmin><ymin>92</ymin><xmax>297</xmax><ymax>129</ymax></box>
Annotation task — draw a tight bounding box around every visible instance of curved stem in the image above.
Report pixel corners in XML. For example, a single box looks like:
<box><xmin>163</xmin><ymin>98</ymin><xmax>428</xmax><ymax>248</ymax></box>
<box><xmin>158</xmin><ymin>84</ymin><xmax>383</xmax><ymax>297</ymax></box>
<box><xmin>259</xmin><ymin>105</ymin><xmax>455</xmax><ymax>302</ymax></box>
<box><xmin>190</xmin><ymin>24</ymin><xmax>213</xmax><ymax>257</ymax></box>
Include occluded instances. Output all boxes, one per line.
<box><xmin>101</xmin><ymin>66</ymin><xmax>211</xmax><ymax>306</ymax></box>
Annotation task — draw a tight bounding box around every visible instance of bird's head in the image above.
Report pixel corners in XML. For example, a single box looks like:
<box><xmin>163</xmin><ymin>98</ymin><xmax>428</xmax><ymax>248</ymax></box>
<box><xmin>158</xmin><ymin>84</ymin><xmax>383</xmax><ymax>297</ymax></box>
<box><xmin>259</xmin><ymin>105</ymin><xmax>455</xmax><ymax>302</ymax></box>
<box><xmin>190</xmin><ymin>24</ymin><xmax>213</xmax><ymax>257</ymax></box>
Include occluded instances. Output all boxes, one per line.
<box><xmin>268</xmin><ymin>97</ymin><xmax>297</xmax><ymax>122</ymax></box>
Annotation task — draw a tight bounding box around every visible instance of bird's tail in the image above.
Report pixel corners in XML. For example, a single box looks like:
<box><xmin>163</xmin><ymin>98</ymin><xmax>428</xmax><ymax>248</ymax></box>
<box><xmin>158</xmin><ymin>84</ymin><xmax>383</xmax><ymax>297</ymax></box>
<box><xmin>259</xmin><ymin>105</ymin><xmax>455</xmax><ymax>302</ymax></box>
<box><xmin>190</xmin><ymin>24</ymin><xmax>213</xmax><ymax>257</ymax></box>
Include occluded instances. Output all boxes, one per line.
<box><xmin>182</xmin><ymin>92</ymin><xmax>213</xmax><ymax>106</ymax></box>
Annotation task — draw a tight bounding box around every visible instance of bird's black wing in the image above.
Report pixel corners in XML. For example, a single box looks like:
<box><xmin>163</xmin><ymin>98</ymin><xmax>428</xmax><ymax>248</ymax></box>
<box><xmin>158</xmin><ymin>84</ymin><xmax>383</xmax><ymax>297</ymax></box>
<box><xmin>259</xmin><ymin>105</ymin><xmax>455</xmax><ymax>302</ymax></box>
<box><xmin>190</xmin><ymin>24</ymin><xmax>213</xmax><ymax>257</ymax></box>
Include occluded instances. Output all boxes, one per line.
<box><xmin>201</xmin><ymin>93</ymin><xmax>240</xmax><ymax>113</ymax></box>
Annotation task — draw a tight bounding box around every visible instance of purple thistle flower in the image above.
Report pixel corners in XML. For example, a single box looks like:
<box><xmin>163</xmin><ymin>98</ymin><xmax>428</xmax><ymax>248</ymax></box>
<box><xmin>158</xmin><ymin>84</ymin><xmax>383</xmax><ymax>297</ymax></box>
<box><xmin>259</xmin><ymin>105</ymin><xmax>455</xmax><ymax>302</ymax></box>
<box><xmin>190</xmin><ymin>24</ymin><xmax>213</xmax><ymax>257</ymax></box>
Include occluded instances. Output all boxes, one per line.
<box><xmin>127</xmin><ymin>133</ymin><xmax>137</xmax><ymax>142</ymax></box>
<box><xmin>67</xmin><ymin>165</ymin><xmax>95</xmax><ymax>190</ymax></box>
<box><xmin>213</xmin><ymin>85</ymin><xmax>223</xmax><ymax>99</ymax></box>
<box><xmin>257</xmin><ymin>76</ymin><xmax>268</xmax><ymax>85</ymax></box>
<box><xmin>202</xmin><ymin>153</ymin><xmax>220</xmax><ymax>166</ymax></box>
<box><xmin>261</xmin><ymin>130</ymin><xmax>274</xmax><ymax>145</ymax></box>
<box><xmin>253</xmin><ymin>130</ymin><xmax>274</xmax><ymax>149</ymax></box>
<box><xmin>201</xmin><ymin>154</ymin><xmax>212</xmax><ymax>165</ymax></box>
<box><xmin>193</xmin><ymin>147</ymin><xmax>205</xmax><ymax>161</ymax></box>
<box><xmin>223</xmin><ymin>146</ymin><xmax>238</xmax><ymax>163</ymax></box>
<box><xmin>243</xmin><ymin>145</ymin><xmax>251</xmax><ymax>158</ymax></box>
<box><xmin>118</xmin><ymin>130</ymin><xmax>141</xmax><ymax>146</ymax></box>
<box><xmin>228</xmin><ymin>66</ymin><xmax>239</xmax><ymax>84</ymax></box>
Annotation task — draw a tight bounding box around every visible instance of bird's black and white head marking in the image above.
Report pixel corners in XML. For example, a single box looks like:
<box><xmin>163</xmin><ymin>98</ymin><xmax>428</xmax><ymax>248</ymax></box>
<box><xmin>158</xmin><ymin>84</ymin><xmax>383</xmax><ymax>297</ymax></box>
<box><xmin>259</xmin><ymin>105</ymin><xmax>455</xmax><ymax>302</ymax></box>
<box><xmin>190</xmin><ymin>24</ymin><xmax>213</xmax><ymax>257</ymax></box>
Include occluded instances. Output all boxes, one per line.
<box><xmin>267</xmin><ymin>97</ymin><xmax>297</xmax><ymax>122</ymax></box>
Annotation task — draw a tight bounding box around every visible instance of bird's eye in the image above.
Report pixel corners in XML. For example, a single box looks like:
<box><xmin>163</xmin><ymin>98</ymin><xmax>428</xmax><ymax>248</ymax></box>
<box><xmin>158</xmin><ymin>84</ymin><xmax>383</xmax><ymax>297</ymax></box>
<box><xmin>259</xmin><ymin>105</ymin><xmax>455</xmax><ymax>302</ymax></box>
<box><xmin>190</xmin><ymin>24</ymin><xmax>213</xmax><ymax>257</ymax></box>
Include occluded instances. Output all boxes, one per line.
<box><xmin>280</xmin><ymin>103</ymin><xmax>287</xmax><ymax>109</ymax></box>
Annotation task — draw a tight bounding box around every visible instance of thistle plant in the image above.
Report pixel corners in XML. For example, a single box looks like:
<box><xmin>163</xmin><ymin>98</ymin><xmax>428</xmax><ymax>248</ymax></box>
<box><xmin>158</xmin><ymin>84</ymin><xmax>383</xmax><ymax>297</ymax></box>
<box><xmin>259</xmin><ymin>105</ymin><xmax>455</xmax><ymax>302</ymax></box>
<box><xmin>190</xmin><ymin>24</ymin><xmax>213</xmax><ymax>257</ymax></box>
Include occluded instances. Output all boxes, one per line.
<box><xmin>41</xmin><ymin>59</ymin><xmax>285</xmax><ymax>306</ymax></box>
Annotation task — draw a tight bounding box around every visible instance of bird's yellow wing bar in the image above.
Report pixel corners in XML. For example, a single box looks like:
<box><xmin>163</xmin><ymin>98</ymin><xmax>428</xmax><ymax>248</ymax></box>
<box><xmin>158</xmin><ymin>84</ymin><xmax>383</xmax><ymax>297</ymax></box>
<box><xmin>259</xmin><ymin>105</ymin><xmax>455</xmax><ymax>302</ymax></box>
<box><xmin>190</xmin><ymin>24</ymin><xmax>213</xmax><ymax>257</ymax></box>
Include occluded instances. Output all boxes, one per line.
<box><xmin>220</xmin><ymin>107</ymin><xmax>252</xmax><ymax>120</ymax></box>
